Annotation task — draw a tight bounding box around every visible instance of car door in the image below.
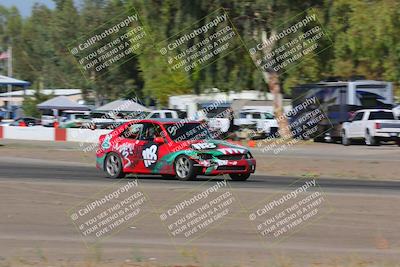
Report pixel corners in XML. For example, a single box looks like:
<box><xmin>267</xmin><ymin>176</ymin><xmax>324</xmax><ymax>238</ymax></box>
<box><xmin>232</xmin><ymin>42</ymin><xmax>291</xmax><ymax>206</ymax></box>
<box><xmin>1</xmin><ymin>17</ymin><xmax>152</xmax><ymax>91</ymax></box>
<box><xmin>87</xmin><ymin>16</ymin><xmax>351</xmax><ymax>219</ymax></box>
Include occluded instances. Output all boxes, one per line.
<box><xmin>348</xmin><ymin>112</ymin><xmax>364</xmax><ymax>138</ymax></box>
<box><xmin>345</xmin><ymin>114</ymin><xmax>355</xmax><ymax>138</ymax></box>
<box><xmin>116</xmin><ymin>123</ymin><xmax>144</xmax><ymax>171</ymax></box>
<box><xmin>136</xmin><ymin>122</ymin><xmax>171</xmax><ymax>174</ymax></box>
<box><xmin>354</xmin><ymin>112</ymin><xmax>366</xmax><ymax>137</ymax></box>
<box><xmin>251</xmin><ymin>112</ymin><xmax>261</xmax><ymax>124</ymax></box>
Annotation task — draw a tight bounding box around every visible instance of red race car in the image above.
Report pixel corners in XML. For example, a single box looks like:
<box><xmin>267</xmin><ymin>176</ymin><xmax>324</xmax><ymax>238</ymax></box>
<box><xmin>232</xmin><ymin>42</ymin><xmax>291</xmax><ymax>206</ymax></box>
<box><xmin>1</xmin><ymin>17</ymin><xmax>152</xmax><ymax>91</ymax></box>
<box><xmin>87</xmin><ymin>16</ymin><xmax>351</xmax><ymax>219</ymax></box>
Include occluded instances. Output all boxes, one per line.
<box><xmin>96</xmin><ymin>119</ymin><xmax>256</xmax><ymax>181</ymax></box>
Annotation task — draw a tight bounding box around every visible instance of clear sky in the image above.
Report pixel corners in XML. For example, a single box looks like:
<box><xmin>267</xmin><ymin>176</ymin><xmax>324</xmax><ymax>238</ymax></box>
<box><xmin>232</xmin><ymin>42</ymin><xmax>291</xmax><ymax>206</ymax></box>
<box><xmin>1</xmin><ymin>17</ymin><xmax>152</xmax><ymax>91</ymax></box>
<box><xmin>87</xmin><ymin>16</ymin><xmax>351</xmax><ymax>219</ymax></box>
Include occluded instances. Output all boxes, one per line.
<box><xmin>1</xmin><ymin>0</ymin><xmax>55</xmax><ymax>16</ymax></box>
<box><xmin>0</xmin><ymin>0</ymin><xmax>81</xmax><ymax>17</ymax></box>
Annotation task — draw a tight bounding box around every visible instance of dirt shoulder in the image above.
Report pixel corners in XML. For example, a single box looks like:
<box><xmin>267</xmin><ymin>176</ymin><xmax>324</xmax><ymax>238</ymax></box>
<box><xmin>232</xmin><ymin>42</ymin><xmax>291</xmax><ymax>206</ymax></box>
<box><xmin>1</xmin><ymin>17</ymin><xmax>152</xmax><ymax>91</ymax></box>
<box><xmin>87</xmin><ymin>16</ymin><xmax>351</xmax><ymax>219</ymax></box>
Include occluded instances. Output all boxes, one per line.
<box><xmin>0</xmin><ymin>177</ymin><xmax>399</xmax><ymax>267</ymax></box>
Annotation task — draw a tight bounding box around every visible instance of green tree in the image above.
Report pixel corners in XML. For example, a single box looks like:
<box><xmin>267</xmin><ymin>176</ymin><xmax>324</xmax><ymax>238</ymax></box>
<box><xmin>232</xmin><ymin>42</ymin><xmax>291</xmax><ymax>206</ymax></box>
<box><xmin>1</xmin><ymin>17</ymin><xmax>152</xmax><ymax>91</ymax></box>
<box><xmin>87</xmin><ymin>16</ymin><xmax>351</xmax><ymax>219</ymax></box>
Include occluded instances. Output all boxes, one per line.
<box><xmin>325</xmin><ymin>0</ymin><xmax>400</xmax><ymax>98</ymax></box>
<box><xmin>22</xmin><ymin>89</ymin><xmax>53</xmax><ymax>117</ymax></box>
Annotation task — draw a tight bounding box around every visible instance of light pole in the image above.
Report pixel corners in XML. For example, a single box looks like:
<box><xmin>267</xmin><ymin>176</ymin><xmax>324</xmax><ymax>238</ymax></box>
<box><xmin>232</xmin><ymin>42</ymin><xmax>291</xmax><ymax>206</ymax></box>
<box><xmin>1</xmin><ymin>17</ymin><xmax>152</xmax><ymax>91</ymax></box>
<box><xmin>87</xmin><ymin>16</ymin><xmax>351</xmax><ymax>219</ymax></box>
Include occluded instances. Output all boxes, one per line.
<box><xmin>7</xmin><ymin>46</ymin><xmax>12</xmax><ymax>119</ymax></box>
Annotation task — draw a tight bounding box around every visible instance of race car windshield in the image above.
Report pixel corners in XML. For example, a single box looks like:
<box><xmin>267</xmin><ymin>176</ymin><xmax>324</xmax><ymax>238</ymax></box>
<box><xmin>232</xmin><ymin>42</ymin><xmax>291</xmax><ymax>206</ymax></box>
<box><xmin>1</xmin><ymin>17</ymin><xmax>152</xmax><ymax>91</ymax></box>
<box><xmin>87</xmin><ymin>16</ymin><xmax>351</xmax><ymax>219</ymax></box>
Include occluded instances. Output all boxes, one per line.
<box><xmin>165</xmin><ymin>123</ymin><xmax>212</xmax><ymax>141</ymax></box>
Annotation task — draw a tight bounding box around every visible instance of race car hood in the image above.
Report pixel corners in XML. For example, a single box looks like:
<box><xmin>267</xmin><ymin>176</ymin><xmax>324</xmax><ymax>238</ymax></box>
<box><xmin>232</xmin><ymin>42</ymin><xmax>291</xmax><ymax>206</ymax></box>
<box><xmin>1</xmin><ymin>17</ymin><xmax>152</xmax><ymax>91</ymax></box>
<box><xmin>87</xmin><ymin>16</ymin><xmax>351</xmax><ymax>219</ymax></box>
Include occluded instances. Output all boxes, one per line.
<box><xmin>173</xmin><ymin>139</ymin><xmax>249</xmax><ymax>154</ymax></box>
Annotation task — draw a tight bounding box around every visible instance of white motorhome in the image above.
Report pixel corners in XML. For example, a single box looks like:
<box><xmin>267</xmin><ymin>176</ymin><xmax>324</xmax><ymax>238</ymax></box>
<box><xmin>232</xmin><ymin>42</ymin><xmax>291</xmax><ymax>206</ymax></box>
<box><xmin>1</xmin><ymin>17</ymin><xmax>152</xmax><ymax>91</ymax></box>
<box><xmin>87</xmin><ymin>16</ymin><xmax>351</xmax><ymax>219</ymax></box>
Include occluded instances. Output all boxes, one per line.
<box><xmin>169</xmin><ymin>89</ymin><xmax>272</xmax><ymax>119</ymax></box>
<box><xmin>292</xmin><ymin>79</ymin><xmax>394</xmax><ymax>141</ymax></box>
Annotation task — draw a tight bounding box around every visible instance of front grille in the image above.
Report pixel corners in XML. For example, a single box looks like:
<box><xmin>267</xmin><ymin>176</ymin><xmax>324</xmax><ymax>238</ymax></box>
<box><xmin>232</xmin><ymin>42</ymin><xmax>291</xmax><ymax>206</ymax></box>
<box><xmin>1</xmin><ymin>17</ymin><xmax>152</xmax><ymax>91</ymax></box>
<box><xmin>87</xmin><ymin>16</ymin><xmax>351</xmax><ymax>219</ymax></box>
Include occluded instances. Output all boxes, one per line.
<box><xmin>217</xmin><ymin>166</ymin><xmax>246</xmax><ymax>171</ymax></box>
<box><xmin>217</xmin><ymin>154</ymin><xmax>244</xmax><ymax>160</ymax></box>
<box><xmin>198</xmin><ymin>153</ymin><xmax>213</xmax><ymax>160</ymax></box>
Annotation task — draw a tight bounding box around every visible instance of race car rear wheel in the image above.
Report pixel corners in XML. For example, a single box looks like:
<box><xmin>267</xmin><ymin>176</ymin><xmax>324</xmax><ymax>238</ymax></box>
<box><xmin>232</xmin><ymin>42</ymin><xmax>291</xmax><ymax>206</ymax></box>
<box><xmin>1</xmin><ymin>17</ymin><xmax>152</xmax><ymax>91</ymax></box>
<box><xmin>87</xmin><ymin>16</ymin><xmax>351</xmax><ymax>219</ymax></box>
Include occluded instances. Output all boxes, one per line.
<box><xmin>174</xmin><ymin>155</ymin><xmax>196</xmax><ymax>181</ymax></box>
<box><xmin>105</xmin><ymin>152</ymin><xmax>126</xmax><ymax>179</ymax></box>
<box><xmin>229</xmin><ymin>173</ymin><xmax>250</xmax><ymax>181</ymax></box>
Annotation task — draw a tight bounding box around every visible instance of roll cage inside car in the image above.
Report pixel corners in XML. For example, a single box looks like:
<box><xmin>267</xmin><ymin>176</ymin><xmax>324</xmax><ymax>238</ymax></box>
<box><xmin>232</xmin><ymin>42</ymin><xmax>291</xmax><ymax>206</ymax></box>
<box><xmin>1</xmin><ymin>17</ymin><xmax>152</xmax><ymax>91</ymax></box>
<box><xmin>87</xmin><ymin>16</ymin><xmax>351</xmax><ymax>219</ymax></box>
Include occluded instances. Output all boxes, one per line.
<box><xmin>118</xmin><ymin>119</ymin><xmax>207</xmax><ymax>143</ymax></box>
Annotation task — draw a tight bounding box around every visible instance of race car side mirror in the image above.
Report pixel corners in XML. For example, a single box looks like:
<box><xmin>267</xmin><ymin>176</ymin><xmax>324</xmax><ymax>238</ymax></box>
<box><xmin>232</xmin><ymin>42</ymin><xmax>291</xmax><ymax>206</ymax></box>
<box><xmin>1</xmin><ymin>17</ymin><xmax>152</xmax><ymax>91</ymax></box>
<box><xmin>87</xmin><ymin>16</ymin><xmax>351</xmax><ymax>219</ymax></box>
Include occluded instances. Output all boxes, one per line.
<box><xmin>154</xmin><ymin>137</ymin><xmax>164</xmax><ymax>143</ymax></box>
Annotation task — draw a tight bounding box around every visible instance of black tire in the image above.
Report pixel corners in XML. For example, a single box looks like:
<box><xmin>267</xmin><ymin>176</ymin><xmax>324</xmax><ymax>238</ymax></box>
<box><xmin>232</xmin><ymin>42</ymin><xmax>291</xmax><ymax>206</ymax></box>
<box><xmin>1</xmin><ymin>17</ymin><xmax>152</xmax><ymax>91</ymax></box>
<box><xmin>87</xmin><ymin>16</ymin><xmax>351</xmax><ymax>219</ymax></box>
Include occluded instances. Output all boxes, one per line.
<box><xmin>365</xmin><ymin>130</ymin><xmax>380</xmax><ymax>146</ymax></box>
<box><xmin>229</xmin><ymin>173</ymin><xmax>251</xmax><ymax>181</ymax></box>
<box><xmin>397</xmin><ymin>138</ymin><xmax>400</xmax><ymax>147</ymax></box>
<box><xmin>104</xmin><ymin>152</ymin><xmax>126</xmax><ymax>179</ymax></box>
<box><xmin>313</xmin><ymin>136</ymin><xmax>325</xmax><ymax>143</ymax></box>
<box><xmin>341</xmin><ymin>130</ymin><xmax>350</xmax><ymax>146</ymax></box>
<box><xmin>174</xmin><ymin>155</ymin><xmax>196</xmax><ymax>181</ymax></box>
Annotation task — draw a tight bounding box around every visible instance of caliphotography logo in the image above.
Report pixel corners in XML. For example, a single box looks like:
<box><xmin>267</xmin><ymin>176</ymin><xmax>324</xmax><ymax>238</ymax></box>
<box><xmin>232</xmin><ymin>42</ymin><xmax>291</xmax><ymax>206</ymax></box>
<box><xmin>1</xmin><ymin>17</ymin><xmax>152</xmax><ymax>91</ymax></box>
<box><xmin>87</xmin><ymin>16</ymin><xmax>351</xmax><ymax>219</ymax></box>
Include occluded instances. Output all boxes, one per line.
<box><xmin>245</xmin><ymin>8</ymin><xmax>333</xmax><ymax>75</ymax></box>
<box><xmin>156</xmin><ymin>8</ymin><xmax>243</xmax><ymax>81</ymax></box>
<box><xmin>68</xmin><ymin>7</ymin><xmax>150</xmax><ymax>80</ymax></box>
<box><xmin>66</xmin><ymin>179</ymin><xmax>151</xmax><ymax>246</ymax></box>
<box><xmin>157</xmin><ymin>176</ymin><xmax>243</xmax><ymax>247</ymax></box>
<box><xmin>246</xmin><ymin>177</ymin><xmax>334</xmax><ymax>247</ymax></box>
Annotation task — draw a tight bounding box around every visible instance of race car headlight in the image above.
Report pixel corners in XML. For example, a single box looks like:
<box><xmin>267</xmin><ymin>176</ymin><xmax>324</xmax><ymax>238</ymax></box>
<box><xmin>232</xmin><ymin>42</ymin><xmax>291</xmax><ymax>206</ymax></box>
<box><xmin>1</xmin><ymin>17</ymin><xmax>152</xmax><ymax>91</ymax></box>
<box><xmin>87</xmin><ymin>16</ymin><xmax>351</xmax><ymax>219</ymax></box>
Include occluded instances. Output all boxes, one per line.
<box><xmin>245</xmin><ymin>151</ymin><xmax>253</xmax><ymax>159</ymax></box>
<box><xmin>197</xmin><ymin>153</ymin><xmax>213</xmax><ymax>160</ymax></box>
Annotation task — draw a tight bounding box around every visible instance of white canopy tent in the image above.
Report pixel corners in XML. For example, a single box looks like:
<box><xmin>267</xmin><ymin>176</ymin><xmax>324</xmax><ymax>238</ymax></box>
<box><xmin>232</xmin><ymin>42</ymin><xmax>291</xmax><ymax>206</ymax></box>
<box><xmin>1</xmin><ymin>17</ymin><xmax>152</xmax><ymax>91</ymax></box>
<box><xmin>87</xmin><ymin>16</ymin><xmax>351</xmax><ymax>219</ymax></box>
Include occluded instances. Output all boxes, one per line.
<box><xmin>0</xmin><ymin>75</ymin><xmax>30</xmax><ymax>118</ymax></box>
<box><xmin>37</xmin><ymin>96</ymin><xmax>89</xmax><ymax>111</ymax></box>
<box><xmin>95</xmin><ymin>99</ymin><xmax>150</xmax><ymax>112</ymax></box>
<box><xmin>0</xmin><ymin>75</ymin><xmax>30</xmax><ymax>87</ymax></box>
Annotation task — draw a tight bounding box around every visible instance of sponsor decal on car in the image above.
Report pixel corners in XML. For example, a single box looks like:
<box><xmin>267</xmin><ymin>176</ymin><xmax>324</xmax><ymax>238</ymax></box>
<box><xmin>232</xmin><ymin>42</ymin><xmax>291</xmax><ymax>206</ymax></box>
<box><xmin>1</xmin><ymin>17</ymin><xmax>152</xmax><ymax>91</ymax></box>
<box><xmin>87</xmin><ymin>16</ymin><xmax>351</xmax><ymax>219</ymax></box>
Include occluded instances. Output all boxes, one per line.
<box><xmin>218</xmin><ymin>148</ymin><xmax>246</xmax><ymax>154</ymax></box>
<box><xmin>191</xmin><ymin>142</ymin><xmax>217</xmax><ymax>150</ymax></box>
<box><xmin>114</xmin><ymin>143</ymin><xmax>135</xmax><ymax>168</ymax></box>
<box><xmin>101</xmin><ymin>135</ymin><xmax>112</xmax><ymax>150</ymax></box>
<box><xmin>143</xmin><ymin>144</ymin><xmax>158</xmax><ymax>168</ymax></box>
<box><xmin>215</xmin><ymin>159</ymin><xmax>228</xmax><ymax>166</ymax></box>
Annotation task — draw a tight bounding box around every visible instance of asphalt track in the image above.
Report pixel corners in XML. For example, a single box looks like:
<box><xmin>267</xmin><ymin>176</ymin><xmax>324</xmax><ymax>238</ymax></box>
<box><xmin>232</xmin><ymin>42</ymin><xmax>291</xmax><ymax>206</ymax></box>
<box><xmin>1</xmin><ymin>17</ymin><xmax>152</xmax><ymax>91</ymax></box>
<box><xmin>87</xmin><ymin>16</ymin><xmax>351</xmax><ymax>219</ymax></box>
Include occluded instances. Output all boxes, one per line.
<box><xmin>1</xmin><ymin>159</ymin><xmax>400</xmax><ymax>192</ymax></box>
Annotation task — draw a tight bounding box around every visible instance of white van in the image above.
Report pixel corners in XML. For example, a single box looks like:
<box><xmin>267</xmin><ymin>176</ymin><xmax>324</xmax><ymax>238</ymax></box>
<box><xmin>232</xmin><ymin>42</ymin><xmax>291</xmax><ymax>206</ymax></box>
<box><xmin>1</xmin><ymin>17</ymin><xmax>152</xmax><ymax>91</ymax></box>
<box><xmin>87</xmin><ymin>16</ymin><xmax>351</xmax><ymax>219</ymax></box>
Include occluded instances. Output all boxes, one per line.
<box><xmin>59</xmin><ymin>110</ymin><xmax>90</xmax><ymax>128</ymax></box>
<box><xmin>147</xmin><ymin>110</ymin><xmax>186</xmax><ymax>119</ymax></box>
<box><xmin>234</xmin><ymin>109</ymin><xmax>279</xmax><ymax>136</ymax></box>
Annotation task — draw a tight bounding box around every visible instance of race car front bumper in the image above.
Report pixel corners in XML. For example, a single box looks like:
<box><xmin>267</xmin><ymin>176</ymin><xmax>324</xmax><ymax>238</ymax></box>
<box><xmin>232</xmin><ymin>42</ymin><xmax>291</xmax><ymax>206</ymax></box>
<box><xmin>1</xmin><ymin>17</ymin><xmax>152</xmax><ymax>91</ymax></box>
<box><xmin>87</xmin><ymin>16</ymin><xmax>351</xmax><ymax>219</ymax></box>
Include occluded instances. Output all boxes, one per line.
<box><xmin>194</xmin><ymin>158</ymin><xmax>256</xmax><ymax>175</ymax></box>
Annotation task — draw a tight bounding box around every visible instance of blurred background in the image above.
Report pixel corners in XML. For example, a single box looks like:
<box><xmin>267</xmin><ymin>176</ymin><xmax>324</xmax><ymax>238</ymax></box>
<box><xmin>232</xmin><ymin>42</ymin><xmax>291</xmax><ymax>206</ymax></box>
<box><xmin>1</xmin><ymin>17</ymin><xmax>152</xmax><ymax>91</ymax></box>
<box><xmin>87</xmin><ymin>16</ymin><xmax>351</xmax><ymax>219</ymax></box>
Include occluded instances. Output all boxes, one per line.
<box><xmin>0</xmin><ymin>0</ymin><xmax>399</xmax><ymax>111</ymax></box>
<box><xmin>0</xmin><ymin>0</ymin><xmax>399</xmax><ymax>145</ymax></box>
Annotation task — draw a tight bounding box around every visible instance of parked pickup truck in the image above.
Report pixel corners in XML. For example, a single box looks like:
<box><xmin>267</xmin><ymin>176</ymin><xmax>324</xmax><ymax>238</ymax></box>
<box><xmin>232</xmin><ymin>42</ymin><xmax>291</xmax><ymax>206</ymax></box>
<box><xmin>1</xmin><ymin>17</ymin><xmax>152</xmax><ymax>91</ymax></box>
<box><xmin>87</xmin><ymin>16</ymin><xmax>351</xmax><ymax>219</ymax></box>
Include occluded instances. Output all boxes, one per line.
<box><xmin>342</xmin><ymin>109</ymin><xmax>400</xmax><ymax>146</ymax></box>
<box><xmin>234</xmin><ymin>109</ymin><xmax>279</xmax><ymax>139</ymax></box>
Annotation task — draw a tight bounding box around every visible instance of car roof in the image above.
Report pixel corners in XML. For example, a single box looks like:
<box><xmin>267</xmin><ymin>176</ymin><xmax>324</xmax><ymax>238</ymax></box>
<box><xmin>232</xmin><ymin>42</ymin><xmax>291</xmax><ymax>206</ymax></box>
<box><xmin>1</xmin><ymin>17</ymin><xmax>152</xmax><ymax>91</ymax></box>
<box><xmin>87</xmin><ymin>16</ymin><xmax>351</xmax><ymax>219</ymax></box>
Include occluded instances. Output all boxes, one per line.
<box><xmin>18</xmin><ymin>117</ymin><xmax>38</xmax><ymax>120</ymax></box>
<box><xmin>150</xmin><ymin>110</ymin><xmax>176</xmax><ymax>113</ymax></box>
<box><xmin>356</xmin><ymin>109</ymin><xmax>393</xmax><ymax>112</ymax></box>
<box><xmin>240</xmin><ymin>109</ymin><xmax>270</xmax><ymax>113</ymax></box>
<box><xmin>62</xmin><ymin>110</ymin><xmax>87</xmax><ymax>113</ymax></box>
<box><xmin>131</xmin><ymin>118</ymin><xmax>198</xmax><ymax>124</ymax></box>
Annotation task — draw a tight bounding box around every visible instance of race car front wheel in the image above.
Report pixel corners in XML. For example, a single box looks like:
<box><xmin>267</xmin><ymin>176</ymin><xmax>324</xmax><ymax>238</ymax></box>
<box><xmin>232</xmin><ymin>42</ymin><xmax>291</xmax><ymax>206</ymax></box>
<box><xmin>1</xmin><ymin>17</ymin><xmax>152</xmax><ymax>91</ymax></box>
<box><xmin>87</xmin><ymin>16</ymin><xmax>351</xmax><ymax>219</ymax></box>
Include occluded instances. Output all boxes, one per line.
<box><xmin>229</xmin><ymin>173</ymin><xmax>250</xmax><ymax>181</ymax></box>
<box><xmin>174</xmin><ymin>155</ymin><xmax>196</xmax><ymax>181</ymax></box>
<box><xmin>105</xmin><ymin>152</ymin><xmax>126</xmax><ymax>179</ymax></box>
